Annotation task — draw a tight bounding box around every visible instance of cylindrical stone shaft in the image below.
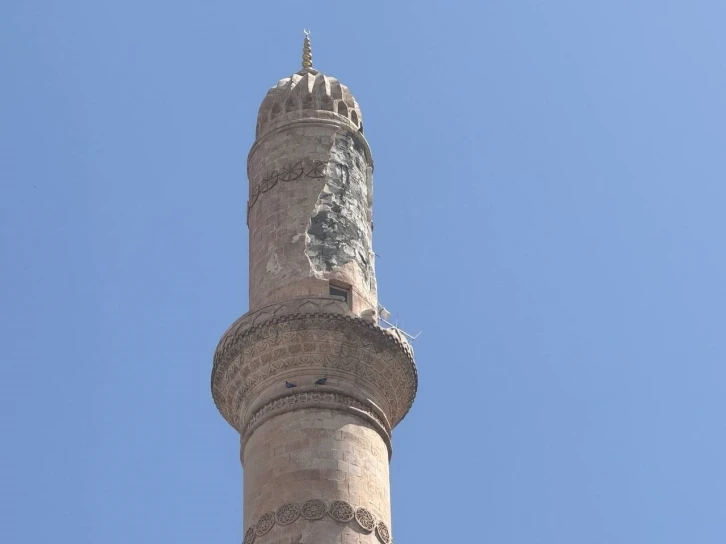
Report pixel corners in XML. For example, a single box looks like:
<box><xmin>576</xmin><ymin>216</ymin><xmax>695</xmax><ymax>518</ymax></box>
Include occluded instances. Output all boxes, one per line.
<box><xmin>212</xmin><ymin>65</ymin><xmax>416</xmax><ymax>544</ymax></box>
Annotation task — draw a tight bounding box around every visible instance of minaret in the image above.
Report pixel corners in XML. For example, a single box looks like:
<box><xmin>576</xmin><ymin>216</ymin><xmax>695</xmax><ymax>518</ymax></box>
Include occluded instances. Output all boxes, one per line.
<box><xmin>212</xmin><ymin>33</ymin><xmax>417</xmax><ymax>544</ymax></box>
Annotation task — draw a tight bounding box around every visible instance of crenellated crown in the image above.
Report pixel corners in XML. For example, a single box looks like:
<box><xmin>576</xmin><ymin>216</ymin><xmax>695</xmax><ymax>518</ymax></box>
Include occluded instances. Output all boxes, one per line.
<box><xmin>256</xmin><ymin>69</ymin><xmax>363</xmax><ymax>138</ymax></box>
<box><xmin>255</xmin><ymin>33</ymin><xmax>363</xmax><ymax>138</ymax></box>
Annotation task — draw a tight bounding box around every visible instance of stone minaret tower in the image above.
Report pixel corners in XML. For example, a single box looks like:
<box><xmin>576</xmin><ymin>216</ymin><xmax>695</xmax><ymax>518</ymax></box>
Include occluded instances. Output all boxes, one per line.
<box><xmin>212</xmin><ymin>34</ymin><xmax>418</xmax><ymax>544</ymax></box>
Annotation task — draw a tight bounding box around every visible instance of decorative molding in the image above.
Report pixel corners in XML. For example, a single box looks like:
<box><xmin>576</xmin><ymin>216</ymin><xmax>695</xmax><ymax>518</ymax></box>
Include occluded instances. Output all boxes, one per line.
<box><xmin>245</xmin><ymin>499</ymin><xmax>389</xmax><ymax>542</ymax></box>
<box><xmin>247</xmin><ymin>160</ymin><xmax>328</xmax><ymax>219</ymax></box>
<box><xmin>248</xmin><ymin>116</ymin><xmax>373</xmax><ymax>176</ymax></box>
<box><xmin>254</xmin><ymin>71</ymin><xmax>364</xmax><ymax>139</ymax></box>
<box><xmin>329</xmin><ymin>500</ymin><xmax>355</xmax><ymax>523</ymax></box>
<box><xmin>243</xmin><ymin>390</ymin><xmax>389</xmax><ymax>440</ymax></box>
<box><xmin>211</xmin><ymin>299</ymin><xmax>417</xmax><ymax>435</ymax></box>
<box><xmin>214</xmin><ymin>296</ymin><xmax>351</xmax><ymax>358</ymax></box>
<box><xmin>255</xmin><ymin>511</ymin><xmax>275</xmax><ymax>536</ymax></box>
<box><xmin>275</xmin><ymin>502</ymin><xmax>300</xmax><ymax>525</ymax></box>
<box><xmin>214</xmin><ymin>314</ymin><xmax>416</xmax><ymax>432</ymax></box>
<box><xmin>376</xmin><ymin>520</ymin><xmax>391</xmax><ymax>544</ymax></box>
<box><xmin>355</xmin><ymin>507</ymin><xmax>376</xmax><ymax>533</ymax></box>
<box><xmin>301</xmin><ymin>498</ymin><xmax>328</xmax><ymax>520</ymax></box>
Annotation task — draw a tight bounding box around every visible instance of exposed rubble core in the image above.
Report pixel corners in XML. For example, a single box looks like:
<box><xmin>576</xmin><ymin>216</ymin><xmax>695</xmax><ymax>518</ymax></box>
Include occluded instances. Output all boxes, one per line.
<box><xmin>305</xmin><ymin>131</ymin><xmax>374</xmax><ymax>290</ymax></box>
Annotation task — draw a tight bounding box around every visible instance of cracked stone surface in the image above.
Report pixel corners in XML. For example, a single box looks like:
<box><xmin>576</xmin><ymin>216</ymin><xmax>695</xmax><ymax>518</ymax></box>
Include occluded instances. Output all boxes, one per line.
<box><xmin>246</xmin><ymin>116</ymin><xmax>377</xmax><ymax>313</ymax></box>
<box><xmin>306</xmin><ymin>130</ymin><xmax>375</xmax><ymax>291</ymax></box>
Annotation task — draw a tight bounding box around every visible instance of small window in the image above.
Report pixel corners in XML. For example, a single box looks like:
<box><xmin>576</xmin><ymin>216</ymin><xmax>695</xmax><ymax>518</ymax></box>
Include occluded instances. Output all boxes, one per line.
<box><xmin>329</xmin><ymin>284</ymin><xmax>350</xmax><ymax>306</ymax></box>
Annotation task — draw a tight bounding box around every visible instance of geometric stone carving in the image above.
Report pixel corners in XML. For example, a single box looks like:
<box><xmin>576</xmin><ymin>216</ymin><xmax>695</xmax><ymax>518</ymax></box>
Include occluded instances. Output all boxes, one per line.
<box><xmin>248</xmin><ymin>160</ymin><xmax>328</xmax><ymax>215</ymax></box>
<box><xmin>375</xmin><ymin>521</ymin><xmax>391</xmax><ymax>544</ymax></box>
<box><xmin>244</xmin><ymin>390</ymin><xmax>389</xmax><ymax>441</ymax></box>
<box><xmin>301</xmin><ymin>499</ymin><xmax>328</xmax><ymax>520</ymax></box>
<box><xmin>255</xmin><ymin>70</ymin><xmax>363</xmax><ymax>139</ymax></box>
<box><xmin>212</xmin><ymin>307</ymin><xmax>418</xmax><ymax>436</ymax></box>
<box><xmin>246</xmin><ymin>499</ymin><xmax>389</xmax><ymax>542</ymax></box>
<box><xmin>213</xmin><ymin>297</ymin><xmax>349</xmax><ymax>366</ymax></box>
<box><xmin>328</xmin><ymin>500</ymin><xmax>355</xmax><ymax>523</ymax></box>
<box><xmin>275</xmin><ymin>502</ymin><xmax>301</xmax><ymax>525</ymax></box>
<box><xmin>254</xmin><ymin>511</ymin><xmax>275</xmax><ymax>536</ymax></box>
<box><xmin>354</xmin><ymin>507</ymin><xmax>376</xmax><ymax>532</ymax></box>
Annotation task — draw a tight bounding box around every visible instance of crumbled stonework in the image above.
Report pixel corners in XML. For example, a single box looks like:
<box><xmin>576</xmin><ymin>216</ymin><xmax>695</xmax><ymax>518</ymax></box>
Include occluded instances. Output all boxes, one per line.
<box><xmin>305</xmin><ymin>130</ymin><xmax>374</xmax><ymax>288</ymax></box>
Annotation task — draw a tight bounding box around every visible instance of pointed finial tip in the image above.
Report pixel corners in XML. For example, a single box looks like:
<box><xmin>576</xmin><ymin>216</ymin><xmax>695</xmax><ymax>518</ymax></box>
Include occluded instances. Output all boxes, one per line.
<box><xmin>302</xmin><ymin>29</ymin><xmax>313</xmax><ymax>70</ymax></box>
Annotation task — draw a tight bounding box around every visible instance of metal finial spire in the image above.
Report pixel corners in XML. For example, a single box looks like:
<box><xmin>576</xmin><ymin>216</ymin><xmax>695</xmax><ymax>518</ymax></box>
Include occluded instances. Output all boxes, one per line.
<box><xmin>302</xmin><ymin>29</ymin><xmax>313</xmax><ymax>70</ymax></box>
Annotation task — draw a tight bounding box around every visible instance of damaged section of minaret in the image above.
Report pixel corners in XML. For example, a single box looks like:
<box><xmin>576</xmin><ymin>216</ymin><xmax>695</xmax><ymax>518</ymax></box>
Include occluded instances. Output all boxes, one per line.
<box><xmin>306</xmin><ymin>130</ymin><xmax>376</xmax><ymax>298</ymax></box>
<box><xmin>246</xmin><ymin>68</ymin><xmax>377</xmax><ymax>315</ymax></box>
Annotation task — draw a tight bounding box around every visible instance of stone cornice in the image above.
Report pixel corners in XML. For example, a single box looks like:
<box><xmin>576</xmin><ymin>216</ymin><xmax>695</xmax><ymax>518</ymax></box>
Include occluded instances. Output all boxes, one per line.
<box><xmin>241</xmin><ymin>387</ymin><xmax>393</xmax><ymax>459</ymax></box>
<box><xmin>247</xmin><ymin>113</ymin><xmax>373</xmax><ymax>178</ymax></box>
<box><xmin>214</xmin><ymin>296</ymin><xmax>352</xmax><ymax>359</ymax></box>
<box><xmin>212</xmin><ymin>297</ymin><xmax>417</xmax><ymax>435</ymax></box>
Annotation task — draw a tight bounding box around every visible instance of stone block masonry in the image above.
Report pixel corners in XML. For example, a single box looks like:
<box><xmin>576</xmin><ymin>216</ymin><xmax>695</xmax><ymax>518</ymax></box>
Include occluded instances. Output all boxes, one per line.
<box><xmin>212</xmin><ymin>49</ymin><xmax>416</xmax><ymax>544</ymax></box>
<box><xmin>246</xmin><ymin>117</ymin><xmax>376</xmax><ymax>315</ymax></box>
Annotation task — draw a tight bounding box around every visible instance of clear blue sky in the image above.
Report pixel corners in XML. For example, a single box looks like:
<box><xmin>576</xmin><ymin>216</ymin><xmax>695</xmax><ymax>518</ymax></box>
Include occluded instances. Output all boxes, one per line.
<box><xmin>2</xmin><ymin>1</ymin><xmax>725</xmax><ymax>542</ymax></box>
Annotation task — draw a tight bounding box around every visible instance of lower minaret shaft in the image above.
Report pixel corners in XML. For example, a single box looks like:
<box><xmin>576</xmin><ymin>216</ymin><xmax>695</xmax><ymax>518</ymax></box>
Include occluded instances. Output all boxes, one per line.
<box><xmin>243</xmin><ymin>408</ymin><xmax>391</xmax><ymax>543</ymax></box>
<box><xmin>213</xmin><ymin>300</ymin><xmax>415</xmax><ymax>544</ymax></box>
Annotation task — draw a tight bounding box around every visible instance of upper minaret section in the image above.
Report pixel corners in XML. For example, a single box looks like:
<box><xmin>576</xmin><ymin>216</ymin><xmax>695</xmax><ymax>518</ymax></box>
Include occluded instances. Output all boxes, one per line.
<box><xmin>255</xmin><ymin>32</ymin><xmax>364</xmax><ymax>139</ymax></box>
<box><xmin>246</xmin><ymin>32</ymin><xmax>376</xmax><ymax>315</ymax></box>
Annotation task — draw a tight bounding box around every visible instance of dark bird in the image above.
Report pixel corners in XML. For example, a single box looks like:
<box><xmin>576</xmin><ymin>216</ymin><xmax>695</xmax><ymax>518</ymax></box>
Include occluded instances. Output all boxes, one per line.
<box><xmin>314</xmin><ymin>377</ymin><xmax>328</xmax><ymax>385</ymax></box>
<box><xmin>285</xmin><ymin>381</ymin><xmax>297</xmax><ymax>388</ymax></box>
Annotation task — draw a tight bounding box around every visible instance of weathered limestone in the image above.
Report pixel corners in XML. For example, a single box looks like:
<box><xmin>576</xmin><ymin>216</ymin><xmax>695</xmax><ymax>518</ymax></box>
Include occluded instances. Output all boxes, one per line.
<box><xmin>212</xmin><ymin>60</ymin><xmax>416</xmax><ymax>544</ymax></box>
<box><xmin>247</xmin><ymin>108</ymin><xmax>376</xmax><ymax>314</ymax></box>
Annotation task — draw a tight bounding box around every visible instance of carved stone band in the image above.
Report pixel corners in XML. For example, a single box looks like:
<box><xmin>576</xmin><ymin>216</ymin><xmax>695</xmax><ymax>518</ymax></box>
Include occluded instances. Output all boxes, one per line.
<box><xmin>241</xmin><ymin>388</ymin><xmax>393</xmax><ymax>457</ymax></box>
<box><xmin>275</xmin><ymin>502</ymin><xmax>300</xmax><ymax>525</ymax></box>
<box><xmin>355</xmin><ymin>507</ymin><xmax>376</xmax><ymax>532</ymax></box>
<box><xmin>247</xmin><ymin>159</ymin><xmax>328</xmax><ymax>220</ymax></box>
<box><xmin>244</xmin><ymin>500</ymin><xmax>388</xmax><ymax>543</ymax></box>
<box><xmin>255</xmin><ymin>511</ymin><xmax>275</xmax><ymax>536</ymax></box>
<box><xmin>376</xmin><ymin>520</ymin><xmax>391</xmax><ymax>544</ymax></box>
<box><xmin>329</xmin><ymin>500</ymin><xmax>355</xmax><ymax>522</ymax></box>
<box><xmin>301</xmin><ymin>498</ymin><xmax>328</xmax><ymax>520</ymax></box>
<box><xmin>212</xmin><ymin>300</ymin><xmax>418</xmax><ymax>434</ymax></box>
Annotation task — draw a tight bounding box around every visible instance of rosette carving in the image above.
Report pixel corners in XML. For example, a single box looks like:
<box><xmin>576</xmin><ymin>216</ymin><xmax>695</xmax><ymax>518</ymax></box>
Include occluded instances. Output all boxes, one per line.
<box><xmin>275</xmin><ymin>502</ymin><xmax>300</xmax><ymax>525</ymax></box>
<box><xmin>354</xmin><ymin>507</ymin><xmax>375</xmax><ymax>532</ymax></box>
<box><xmin>254</xmin><ymin>511</ymin><xmax>275</xmax><ymax>536</ymax></box>
<box><xmin>376</xmin><ymin>521</ymin><xmax>391</xmax><ymax>544</ymax></box>
<box><xmin>301</xmin><ymin>498</ymin><xmax>328</xmax><ymax>520</ymax></box>
<box><xmin>246</xmin><ymin>499</ymin><xmax>389</xmax><ymax>541</ymax></box>
<box><xmin>328</xmin><ymin>500</ymin><xmax>354</xmax><ymax>523</ymax></box>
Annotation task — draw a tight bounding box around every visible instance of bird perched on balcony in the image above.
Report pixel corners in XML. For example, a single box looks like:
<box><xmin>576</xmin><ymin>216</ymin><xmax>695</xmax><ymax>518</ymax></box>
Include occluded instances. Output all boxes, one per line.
<box><xmin>285</xmin><ymin>381</ymin><xmax>297</xmax><ymax>388</ymax></box>
<box><xmin>314</xmin><ymin>377</ymin><xmax>328</xmax><ymax>385</ymax></box>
